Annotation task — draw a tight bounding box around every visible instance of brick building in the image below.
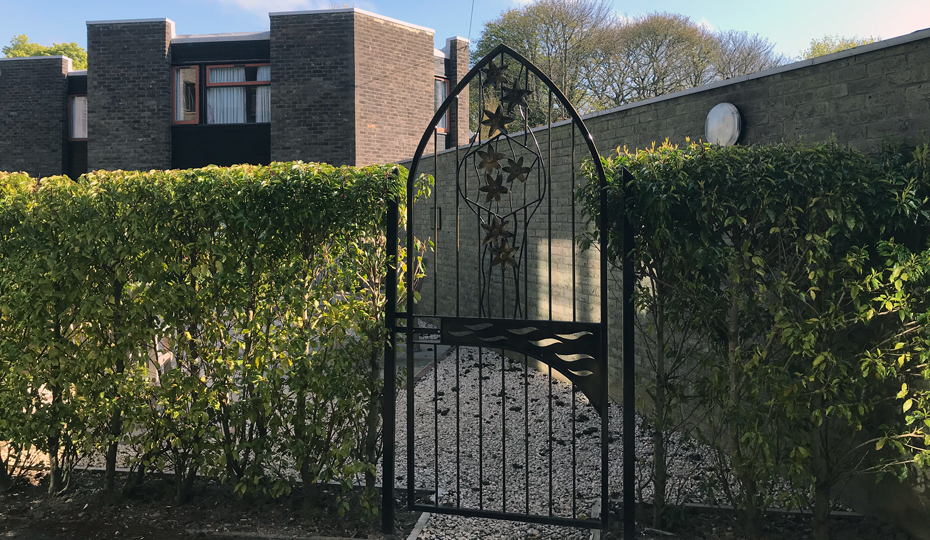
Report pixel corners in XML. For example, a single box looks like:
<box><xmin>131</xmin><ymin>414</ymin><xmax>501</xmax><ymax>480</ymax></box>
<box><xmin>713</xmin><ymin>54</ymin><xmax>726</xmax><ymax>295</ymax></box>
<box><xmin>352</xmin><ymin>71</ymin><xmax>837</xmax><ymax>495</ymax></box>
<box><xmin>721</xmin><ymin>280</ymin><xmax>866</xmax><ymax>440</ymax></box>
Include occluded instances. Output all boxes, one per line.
<box><xmin>0</xmin><ymin>8</ymin><xmax>470</xmax><ymax>178</ymax></box>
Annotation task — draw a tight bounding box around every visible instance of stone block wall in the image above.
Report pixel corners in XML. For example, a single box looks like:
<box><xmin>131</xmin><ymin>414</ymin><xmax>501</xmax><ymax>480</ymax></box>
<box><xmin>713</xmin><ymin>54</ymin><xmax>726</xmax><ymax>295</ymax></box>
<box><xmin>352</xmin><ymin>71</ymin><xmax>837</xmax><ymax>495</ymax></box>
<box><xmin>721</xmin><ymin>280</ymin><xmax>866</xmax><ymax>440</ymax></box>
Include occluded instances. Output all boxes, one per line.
<box><xmin>353</xmin><ymin>11</ymin><xmax>434</xmax><ymax>166</ymax></box>
<box><xmin>579</xmin><ymin>31</ymin><xmax>930</xmax><ymax>155</ymax></box>
<box><xmin>0</xmin><ymin>56</ymin><xmax>70</xmax><ymax>178</ymax></box>
<box><xmin>270</xmin><ymin>11</ymin><xmax>356</xmax><ymax>166</ymax></box>
<box><xmin>87</xmin><ymin>19</ymin><xmax>173</xmax><ymax>171</ymax></box>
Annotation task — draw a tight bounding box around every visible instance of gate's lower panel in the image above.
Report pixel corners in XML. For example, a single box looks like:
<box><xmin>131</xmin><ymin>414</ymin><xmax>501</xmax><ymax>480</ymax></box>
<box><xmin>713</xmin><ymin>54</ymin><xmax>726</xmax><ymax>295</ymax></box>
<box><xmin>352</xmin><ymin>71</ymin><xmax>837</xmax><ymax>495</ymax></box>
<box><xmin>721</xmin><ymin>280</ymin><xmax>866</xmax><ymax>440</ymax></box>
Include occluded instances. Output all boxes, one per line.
<box><xmin>401</xmin><ymin>326</ymin><xmax>608</xmax><ymax>531</ymax></box>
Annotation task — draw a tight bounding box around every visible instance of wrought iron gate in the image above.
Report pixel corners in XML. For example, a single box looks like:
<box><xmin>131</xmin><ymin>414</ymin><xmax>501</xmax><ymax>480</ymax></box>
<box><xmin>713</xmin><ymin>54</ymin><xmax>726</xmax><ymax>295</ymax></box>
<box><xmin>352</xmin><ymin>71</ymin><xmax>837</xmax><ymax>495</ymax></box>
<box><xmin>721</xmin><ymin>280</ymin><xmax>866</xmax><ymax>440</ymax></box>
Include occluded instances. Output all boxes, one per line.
<box><xmin>383</xmin><ymin>44</ymin><xmax>634</xmax><ymax>537</ymax></box>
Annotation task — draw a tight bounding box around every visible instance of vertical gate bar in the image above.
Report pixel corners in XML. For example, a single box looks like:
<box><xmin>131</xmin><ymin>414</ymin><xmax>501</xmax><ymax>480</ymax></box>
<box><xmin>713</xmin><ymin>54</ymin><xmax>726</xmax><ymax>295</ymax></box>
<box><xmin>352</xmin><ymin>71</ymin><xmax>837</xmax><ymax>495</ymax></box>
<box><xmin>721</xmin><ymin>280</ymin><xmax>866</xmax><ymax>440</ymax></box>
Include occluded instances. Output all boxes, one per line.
<box><xmin>621</xmin><ymin>168</ymin><xmax>635</xmax><ymax>538</ymax></box>
<box><xmin>572</xmin><ymin>381</ymin><xmax>578</xmax><ymax>519</ymax></box>
<box><xmin>406</xmin><ymin>148</ymin><xmax>417</xmax><ymax>511</ymax></box>
<box><xmin>381</xmin><ymin>195</ymin><xmax>398</xmax><ymax>535</ymax></box>
<box><xmin>523</xmin><ymin>205</ymin><xmax>528</xmax><ymax>327</ymax></box>
<box><xmin>434</xmin><ymin>341</ymin><xmax>439</xmax><ymax>508</ymax></box>
<box><xmin>548</xmin><ymin>365</ymin><xmax>553</xmax><ymax>517</ymax></box>
<box><xmin>571</xmin><ymin>126</ymin><xmax>577</xmax><ymax>322</ymax></box>
<box><xmin>547</xmin><ymin>90</ymin><xmax>553</xmax><ymax>322</ymax></box>
<box><xmin>455</xmin><ymin>346</ymin><xmax>461</xmax><ymax>508</ymax></box>
<box><xmin>524</xmin><ymin>352</ymin><xmax>529</xmax><ymax>515</ymax></box>
<box><xmin>433</xmin><ymin>129</ymin><xmax>440</xmax><ymax>508</ymax></box>
<box><xmin>501</xmin><ymin>344</ymin><xmax>506</xmax><ymax>513</ymax></box>
<box><xmin>571</xmin><ymin>123</ymin><xmax>578</xmax><ymax>522</ymax></box>
<box><xmin>479</xmin><ymin>347</ymin><xmax>484</xmax><ymax>510</ymax></box>
<box><xmin>455</xmin><ymin>141</ymin><xmax>462</xmax><ymax>509</ymax></box>
<box><xmin>434</xmin><ymin>130</ymin><xmax>439</xmax><ymax>316</ymax></box>
<box><xmin>547</xmin><ymin>88</ymin><xmax>554</xmax><ymax>518</ymax></box>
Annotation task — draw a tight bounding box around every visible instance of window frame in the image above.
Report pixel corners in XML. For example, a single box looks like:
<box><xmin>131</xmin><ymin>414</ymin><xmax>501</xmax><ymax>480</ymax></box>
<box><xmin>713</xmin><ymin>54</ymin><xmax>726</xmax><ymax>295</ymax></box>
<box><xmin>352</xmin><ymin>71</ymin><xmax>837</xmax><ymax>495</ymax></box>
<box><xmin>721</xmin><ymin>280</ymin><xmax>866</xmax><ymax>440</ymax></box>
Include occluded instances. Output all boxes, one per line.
<box><xmin>205</xmin><ymin>64</ymin><xmax>271</xmax><ymax>87</ymax></box>
<box><xmin>172</xmin><ymin>66</ymin><xmax>200</xmax><ymax>125</ymax></box>
<box><xmin>205</xmin><ymin>63</ymin><xmax>271</xmax><ymax>125</ymax></box>
<box><xmin>434</xmin><ymin>77</ymin><xmax>449</xmax><ymax>133</ymax></box>
<box><xmin>68</xmin><ymin>95</ymin><xmax>88</xmax><ymax>141</ymax></box>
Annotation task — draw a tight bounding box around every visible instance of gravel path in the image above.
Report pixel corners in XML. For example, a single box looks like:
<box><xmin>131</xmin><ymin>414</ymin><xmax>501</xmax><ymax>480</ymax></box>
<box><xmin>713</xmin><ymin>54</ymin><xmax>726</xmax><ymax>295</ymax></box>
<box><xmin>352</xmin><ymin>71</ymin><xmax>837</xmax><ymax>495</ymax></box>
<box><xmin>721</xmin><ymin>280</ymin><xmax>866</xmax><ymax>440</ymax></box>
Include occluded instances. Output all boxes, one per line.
<box><xmin>382</xmin><ymin>345</ymin><xmax>714</xmax><ymax>540</ymax></box>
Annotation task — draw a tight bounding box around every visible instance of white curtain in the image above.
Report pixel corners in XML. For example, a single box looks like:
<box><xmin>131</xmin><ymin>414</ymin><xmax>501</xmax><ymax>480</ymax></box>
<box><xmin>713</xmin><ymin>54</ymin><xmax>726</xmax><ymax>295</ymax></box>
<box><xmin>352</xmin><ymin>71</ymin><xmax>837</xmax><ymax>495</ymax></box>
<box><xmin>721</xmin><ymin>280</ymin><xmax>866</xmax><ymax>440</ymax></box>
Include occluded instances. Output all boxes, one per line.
<box><xmin>174</xmin><ymin>73</ymin><xmax>184</xmax><ymax>122</ymax></box>
<box><xmin>256</xmin><ymin>65</ymin><xmax>271</xmax><ymax>123</ymax></box>
<box><xmin>207</xmin><ymin>67</ymin><xmax>246</xmax><ymax>124</ymax></box>
<box><xmin>71</xmin><ymin>96</ymin><xmax>87</xmax><ymax>139</ymax></box>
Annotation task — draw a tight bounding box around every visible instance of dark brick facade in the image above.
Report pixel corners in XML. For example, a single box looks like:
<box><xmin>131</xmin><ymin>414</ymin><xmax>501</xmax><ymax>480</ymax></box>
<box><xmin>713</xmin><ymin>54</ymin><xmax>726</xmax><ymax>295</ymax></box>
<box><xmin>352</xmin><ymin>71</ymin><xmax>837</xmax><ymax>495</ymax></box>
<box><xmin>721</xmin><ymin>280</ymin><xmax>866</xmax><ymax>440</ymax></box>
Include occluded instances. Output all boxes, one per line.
<box><xmin>0</xmin><ymin>57</ymin><xmax>70</xmax><ymax>178</ymax></box>
<box><xmin>354</xmin><ymin>12</ymin><xmax>434</xmax><ymax>166</ymax></box>
<box><xmin>270</xmin><ymin>11</ymin><xmax>356</xmax><ymax>165</ymax></box>
<box><xmin>446</xmin><ymin>37</ymin><xmax>470</xmax><ymax>149</ymax></box>
<box><xmin>270</xmin><ymin>10</ymin><xmax>445</xmax><ymax>167</ymax></box>
<box><xmin>1</xmin><ymin>9</ymin><xmax>468</xmax><ymax>176</ymax></box>
<box><xmin>87</xmin><ymin>19</ymin><xmax>173</xmax><ymax>171</ymax></box>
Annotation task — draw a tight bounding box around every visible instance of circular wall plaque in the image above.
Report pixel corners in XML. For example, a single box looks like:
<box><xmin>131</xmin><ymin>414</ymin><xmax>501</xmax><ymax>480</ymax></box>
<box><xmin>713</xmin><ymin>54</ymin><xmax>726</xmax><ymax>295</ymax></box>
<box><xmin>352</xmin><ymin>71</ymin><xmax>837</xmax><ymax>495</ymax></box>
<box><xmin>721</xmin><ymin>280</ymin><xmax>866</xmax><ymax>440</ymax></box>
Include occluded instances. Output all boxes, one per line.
<box><xmin>705</xmin><ymin>102</ymin><xmax>742</xmax><ymax>146</ymax></box>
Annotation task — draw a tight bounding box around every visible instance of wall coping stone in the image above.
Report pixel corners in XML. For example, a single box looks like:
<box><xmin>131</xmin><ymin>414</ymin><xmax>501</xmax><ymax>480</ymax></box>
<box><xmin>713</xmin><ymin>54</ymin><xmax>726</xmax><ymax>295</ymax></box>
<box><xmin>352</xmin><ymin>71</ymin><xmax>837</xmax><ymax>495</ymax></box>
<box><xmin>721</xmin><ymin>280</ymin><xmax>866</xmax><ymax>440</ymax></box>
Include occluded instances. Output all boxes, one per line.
<box><xmin>269</xmin><ymin>7</ymin><xmax>434</xmax><ymax>34</ymax></box>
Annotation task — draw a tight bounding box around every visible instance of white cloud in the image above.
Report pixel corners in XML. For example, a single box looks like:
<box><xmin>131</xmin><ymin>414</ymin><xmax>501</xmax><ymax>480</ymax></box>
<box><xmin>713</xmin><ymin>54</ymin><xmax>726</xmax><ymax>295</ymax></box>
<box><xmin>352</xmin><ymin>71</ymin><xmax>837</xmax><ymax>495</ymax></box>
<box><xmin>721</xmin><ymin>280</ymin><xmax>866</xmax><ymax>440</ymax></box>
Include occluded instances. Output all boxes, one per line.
<box><xmin>698</xmin><ymin>17</ymin><xmax>714</xmax><ymax>32</ymax></box>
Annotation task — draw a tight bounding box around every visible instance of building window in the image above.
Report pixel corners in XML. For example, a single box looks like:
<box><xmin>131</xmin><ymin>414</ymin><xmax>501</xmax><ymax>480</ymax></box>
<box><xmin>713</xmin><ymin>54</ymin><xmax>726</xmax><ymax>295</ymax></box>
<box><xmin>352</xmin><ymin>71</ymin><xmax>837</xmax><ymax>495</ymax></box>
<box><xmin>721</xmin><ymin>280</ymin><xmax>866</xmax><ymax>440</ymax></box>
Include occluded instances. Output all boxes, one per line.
<box><xmin>435</xmin><ymin>78</ymin><xmax>448</xmax><ymax>132</ymax></box>
<box><xmin>173</xmin><ymin>66</ymin><xmax>199</xmax><ymax>124</ymax></box>
<box><xmin>70</xmin><ymin>95</ymin><xmax>87</xmax><ymax>140</ymax></box>
<box><xmin>206</xmin><ymin>64</ymin><xmax>270</xmax><ymax>124</ymax></box>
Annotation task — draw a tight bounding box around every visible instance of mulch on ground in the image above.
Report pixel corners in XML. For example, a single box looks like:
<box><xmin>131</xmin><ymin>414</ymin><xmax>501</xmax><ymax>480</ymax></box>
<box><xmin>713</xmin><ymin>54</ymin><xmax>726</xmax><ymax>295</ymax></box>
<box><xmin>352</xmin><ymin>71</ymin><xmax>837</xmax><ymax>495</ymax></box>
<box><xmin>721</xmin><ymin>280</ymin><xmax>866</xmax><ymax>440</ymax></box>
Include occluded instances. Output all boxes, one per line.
<box><xmin>0</xmin><ymin>469</ymin><xmax>420</xmax><ymax>540</ymax></box>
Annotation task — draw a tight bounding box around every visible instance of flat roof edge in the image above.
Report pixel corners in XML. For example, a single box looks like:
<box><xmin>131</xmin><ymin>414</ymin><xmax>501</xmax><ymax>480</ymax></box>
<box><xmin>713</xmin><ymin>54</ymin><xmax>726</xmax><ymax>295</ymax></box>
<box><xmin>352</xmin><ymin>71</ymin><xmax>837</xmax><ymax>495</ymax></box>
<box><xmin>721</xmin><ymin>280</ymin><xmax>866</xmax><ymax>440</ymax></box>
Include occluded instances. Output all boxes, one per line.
<box><xmin>173</xmin><ymin>31</ymin><xmax>270</xmax><ymax>43</ymax></box>
<box><xmin>87</xmin><ymin>17</ymin><xmax>174</xmax><ymax>25</ymax></box>
<box><xmin>269</xmin><ymin>7</ymin><xmax>434</xmax><ymax>34</ymax></box>
<box><xmin>0</xmin><ymin>55</ymin><xmax>69</xmax><ymax>62</ymax></box>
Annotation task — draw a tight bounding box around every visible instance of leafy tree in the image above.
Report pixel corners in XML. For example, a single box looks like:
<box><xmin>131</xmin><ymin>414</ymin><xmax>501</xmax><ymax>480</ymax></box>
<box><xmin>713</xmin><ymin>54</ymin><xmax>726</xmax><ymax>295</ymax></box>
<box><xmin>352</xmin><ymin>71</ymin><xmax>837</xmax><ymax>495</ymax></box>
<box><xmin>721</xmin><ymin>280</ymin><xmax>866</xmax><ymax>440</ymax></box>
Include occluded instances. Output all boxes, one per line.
<box><xmin>471</xmin><ymin>0</ymin><xmax>615</xmax><ymax>128</ymax></box>
<box><xmin>2</xmin><ymin>34</ymin><xmax>87</xmax><ymax>69</ymax></box>
<box><xmin>581</xmin><ymin>141</ymin><xmax>930</xmax><ymax>540</ymax></box>
<box><xmin>473</xmin><ymin>3</ymin><xmax>786</xmax><ymax>118</ymax></box>
<box><xmin>610</xmin><ymin>13</ymin><xmax>718</xmax><ymax>103</ymax></box>
<box><xmin>714</xmin><ymin>30</ymin><xmax>786</xmax><ymax>80</ymax></box>
<box><xmin>802</xmin><ymin>34</ymin><xmax>878</xmax><ymax>59</ymax></box>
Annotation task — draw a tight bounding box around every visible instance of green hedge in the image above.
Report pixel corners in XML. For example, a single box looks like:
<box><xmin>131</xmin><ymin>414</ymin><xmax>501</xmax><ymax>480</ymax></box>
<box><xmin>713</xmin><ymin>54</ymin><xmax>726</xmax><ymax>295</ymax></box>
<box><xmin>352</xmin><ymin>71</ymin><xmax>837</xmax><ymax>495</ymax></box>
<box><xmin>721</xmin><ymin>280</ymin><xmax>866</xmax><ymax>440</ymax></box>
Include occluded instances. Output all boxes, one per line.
<box><xmin>0</xmin><ymin>163</ymin><xmax>414</xmax><ymax>509</ymax></box>
<box><xmin>580</xmin><ymin>141</ymin><xmax>930</xmax><ymax>538</ymax></box>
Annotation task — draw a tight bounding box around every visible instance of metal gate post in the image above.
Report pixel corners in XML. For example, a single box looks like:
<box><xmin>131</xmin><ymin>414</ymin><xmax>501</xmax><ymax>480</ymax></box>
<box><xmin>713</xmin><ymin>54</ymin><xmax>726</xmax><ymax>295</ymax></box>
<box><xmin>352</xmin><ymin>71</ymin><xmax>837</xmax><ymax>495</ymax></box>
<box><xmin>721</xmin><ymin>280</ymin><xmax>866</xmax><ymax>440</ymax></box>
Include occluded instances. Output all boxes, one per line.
<box><xmin>382</xmin><ymin>194</ymin><xmax>399</xmax><ymax>534</ymax></box>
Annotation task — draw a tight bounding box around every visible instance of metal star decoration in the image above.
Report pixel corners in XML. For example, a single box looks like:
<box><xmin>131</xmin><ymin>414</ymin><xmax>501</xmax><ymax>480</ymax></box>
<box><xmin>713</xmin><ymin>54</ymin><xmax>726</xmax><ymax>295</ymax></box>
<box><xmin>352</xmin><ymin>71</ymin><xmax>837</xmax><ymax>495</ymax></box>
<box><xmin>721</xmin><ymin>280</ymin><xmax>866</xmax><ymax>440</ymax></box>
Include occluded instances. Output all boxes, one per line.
<box><xmin>491</xmin><ymin>240</ymin><xmax>518</xmax><ymax>268</ymax></box>
<box><xmin>481</xmin><ymin>106</ymin><xmax>514</xmax><ymax>138</ymax></box>
<box><xmin>501</xmin><ymin>83</ymin><xmax>533</xmax><ymax>114</ymax></box>
<box><xmin>481</xmin><ymin>215</ymin><xmax>514</xmax><ymax>246</ymax></box>
<box><xmin>477</xmin><ymin>147</ymin><xmax>505</xmax><ymax>174</ymax></box>
<box><xmin>479</xmin><ymin>173</ymin><xmax>509</xmax><ymax>203</ymax></box>
<box><xmin>502</xmin><ymin>156</ymin><xmax>532</xmax><ymax>183</ymax></box>
<box><xmin>482</xmin><ymin>59</ymin><xmax>508</xmax><ymax>88</ymax></box>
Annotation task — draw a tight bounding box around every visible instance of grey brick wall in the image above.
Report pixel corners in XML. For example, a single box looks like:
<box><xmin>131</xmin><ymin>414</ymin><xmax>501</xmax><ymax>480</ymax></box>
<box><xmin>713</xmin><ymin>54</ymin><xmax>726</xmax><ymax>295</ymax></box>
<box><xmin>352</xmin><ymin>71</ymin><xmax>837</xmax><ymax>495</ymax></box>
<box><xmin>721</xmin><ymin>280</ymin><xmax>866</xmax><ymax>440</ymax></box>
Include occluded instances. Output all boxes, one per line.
<box><xmin>0</xmin><ymin>57</ymin><xmax>70</xmax><ymax>178</ymax></box>
<box><xmin>270</xmin><ymin>11</ymin><xmax>356</xmax><ymax>166</ymax></box>
<box><xmin>87</xmin><ymin>19</ymin><xmax>172</xmax><ymax>171</ymax></box>
<box><xmin>353</xmin><ymin>12</ymin><xmax>434</xmax><ymax>166</ymax></box>
<box><xmin>406</xmin><ymin>30</ymin><xmax>930</xmax><ymax>401</ymax></box>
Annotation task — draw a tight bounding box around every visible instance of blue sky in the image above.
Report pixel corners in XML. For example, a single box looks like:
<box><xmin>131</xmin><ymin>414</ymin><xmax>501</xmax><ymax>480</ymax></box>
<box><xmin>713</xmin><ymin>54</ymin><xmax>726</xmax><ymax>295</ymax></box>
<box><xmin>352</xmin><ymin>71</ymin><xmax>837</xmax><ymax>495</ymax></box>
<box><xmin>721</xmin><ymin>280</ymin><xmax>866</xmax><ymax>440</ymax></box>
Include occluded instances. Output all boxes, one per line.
<box><xmin>1</xmin><ymin>0</ymin><xmax>928</xmax><ymax>60</ymax></box>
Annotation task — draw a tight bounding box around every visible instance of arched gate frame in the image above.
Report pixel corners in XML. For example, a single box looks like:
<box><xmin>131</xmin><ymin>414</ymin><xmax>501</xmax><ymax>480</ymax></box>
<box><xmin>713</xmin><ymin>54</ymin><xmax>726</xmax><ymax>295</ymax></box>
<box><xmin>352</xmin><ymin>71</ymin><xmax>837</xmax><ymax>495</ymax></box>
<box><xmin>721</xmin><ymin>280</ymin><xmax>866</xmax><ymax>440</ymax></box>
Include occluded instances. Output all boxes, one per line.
<box><xmin>383</xmin><ymin>45</ymin><xmax>636</xmax><ymax>538</ymax></box>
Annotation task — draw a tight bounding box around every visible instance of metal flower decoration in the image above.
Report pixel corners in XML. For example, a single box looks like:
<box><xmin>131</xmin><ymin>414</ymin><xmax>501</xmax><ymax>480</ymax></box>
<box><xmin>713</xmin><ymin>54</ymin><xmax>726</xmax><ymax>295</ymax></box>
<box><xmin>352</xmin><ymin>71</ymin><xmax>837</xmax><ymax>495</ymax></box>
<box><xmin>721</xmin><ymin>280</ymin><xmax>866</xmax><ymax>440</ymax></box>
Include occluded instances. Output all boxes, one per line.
<box><xmin>502</xmin><ymin>156</ymin><xmax>532</xmax><ymax>183</ymax></box>
<box><xmin>481</xmin><ymin>106</ymin><xmax>514</xmax><ymax>138</ymax></box>
<box><xmin>479</xmin><ymin>173</ymin><xmax>509</xmax><ymax>203</ymax></box>
<box><xmin>477</xmin><ymin>146</ymin><xmax>505</xmax><ymax>174</ymax></box>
